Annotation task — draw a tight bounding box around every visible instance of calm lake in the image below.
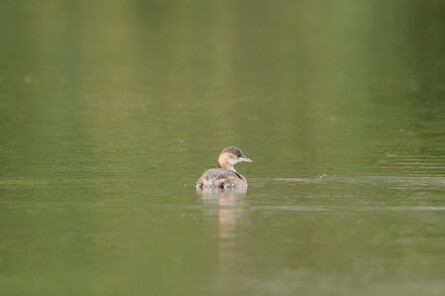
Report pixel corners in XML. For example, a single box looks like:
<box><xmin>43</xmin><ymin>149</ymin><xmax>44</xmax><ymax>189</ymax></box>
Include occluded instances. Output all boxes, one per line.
<box><xmin>1</xmin><ymin>1</ymin><xmax>445</xmax><ymax>295</ymax></box>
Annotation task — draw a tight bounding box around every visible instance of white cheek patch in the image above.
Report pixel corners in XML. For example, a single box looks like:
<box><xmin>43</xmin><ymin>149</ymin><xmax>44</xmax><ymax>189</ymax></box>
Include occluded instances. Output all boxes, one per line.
<box><xmin>228</xmin><ymin>157</ymin><xmax>240</xmax><ymax>165</ymax></box>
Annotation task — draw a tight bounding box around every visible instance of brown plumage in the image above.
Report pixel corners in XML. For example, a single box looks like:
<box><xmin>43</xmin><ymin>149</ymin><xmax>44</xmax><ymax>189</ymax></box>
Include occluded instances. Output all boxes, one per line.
<box><xmin>196</xmin><ymin>147</ymin><xmax>253</xmax><ymax>189</ymax></box>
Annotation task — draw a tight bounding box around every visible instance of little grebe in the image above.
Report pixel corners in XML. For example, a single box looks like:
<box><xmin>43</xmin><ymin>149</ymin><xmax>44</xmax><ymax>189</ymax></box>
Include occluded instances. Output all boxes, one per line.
<box><xmin>196</xmin><ymin>147</ymin><xmax>253</xmax><ymax>189</ymax></box>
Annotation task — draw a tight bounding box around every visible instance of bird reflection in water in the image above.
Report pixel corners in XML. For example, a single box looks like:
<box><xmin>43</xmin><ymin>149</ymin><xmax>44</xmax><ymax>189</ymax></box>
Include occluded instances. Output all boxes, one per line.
<box><xmin>197</xmin><ymin>187</ymin><xmax>246</xmax><ymax>291</ymax></box>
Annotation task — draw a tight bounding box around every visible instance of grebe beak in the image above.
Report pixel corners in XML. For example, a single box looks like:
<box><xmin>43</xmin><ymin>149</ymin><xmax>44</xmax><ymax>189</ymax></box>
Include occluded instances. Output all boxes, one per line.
<box><xmin>240</xmin><ymin>157</ymin><xmax>253</xmax><ymax>163</ymax></box>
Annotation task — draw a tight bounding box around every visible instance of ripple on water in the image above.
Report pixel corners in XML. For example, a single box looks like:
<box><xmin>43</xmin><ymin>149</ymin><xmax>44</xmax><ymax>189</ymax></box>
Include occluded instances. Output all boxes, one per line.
<box><xmin>258</xmin><ymin>175</ymin><xmax>445</xmax><ymax>186</ymax></box>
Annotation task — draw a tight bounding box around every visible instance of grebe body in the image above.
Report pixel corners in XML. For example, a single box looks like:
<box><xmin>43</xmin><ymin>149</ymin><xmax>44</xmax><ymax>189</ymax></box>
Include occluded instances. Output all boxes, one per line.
<box><xmin>196</xmin><ymin>147</ymin><xmax>253</xmax><ymax>189</ymax></box>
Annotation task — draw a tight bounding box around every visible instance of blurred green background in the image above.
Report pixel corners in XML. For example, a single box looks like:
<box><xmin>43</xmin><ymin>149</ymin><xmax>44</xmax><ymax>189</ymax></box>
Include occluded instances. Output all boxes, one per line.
<box><xmin>1</xmin><ymin>1</ymin><xmax>445</xmax><ymax>295</ymax></box>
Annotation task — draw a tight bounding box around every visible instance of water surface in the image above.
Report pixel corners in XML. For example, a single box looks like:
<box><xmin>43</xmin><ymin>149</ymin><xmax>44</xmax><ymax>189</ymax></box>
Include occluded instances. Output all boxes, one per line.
<box><xmin>1</xmin><ymin>1</ymin><xmax>445</xmax><ymax>295</ymax></box>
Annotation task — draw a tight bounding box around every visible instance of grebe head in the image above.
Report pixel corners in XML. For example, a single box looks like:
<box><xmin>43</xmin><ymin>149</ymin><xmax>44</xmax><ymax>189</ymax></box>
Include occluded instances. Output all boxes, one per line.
<box><xmin>217</xmin><ymin>146</ymin><xmax>253</xmax><ymax>170</ymax></box>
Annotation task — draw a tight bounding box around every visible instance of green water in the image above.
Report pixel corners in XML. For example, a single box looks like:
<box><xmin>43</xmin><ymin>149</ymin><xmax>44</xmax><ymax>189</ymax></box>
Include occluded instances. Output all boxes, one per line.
<box><xmin>1</xmin><ymin>1</ymin><xmax>445</xmax><ymax>295</ymax></box>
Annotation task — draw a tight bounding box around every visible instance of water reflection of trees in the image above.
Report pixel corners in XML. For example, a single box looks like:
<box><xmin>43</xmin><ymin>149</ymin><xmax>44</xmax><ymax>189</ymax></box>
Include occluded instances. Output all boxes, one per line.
<box><xmin>5</xmin><ymin>1</ymin><xmax>445</xmax><ymax>179</ymax></box>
